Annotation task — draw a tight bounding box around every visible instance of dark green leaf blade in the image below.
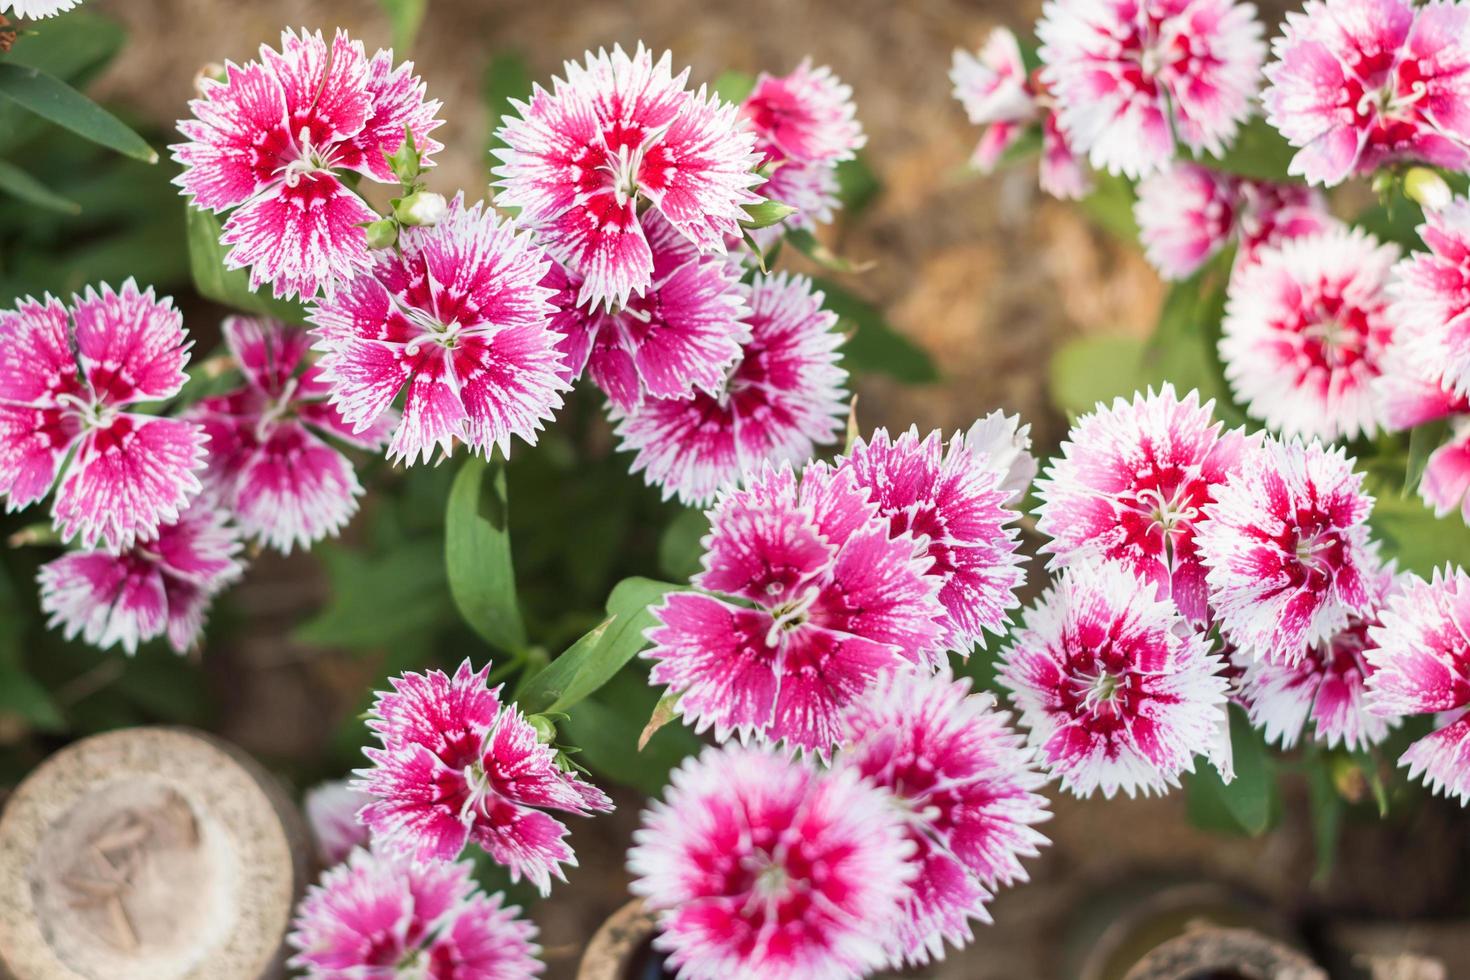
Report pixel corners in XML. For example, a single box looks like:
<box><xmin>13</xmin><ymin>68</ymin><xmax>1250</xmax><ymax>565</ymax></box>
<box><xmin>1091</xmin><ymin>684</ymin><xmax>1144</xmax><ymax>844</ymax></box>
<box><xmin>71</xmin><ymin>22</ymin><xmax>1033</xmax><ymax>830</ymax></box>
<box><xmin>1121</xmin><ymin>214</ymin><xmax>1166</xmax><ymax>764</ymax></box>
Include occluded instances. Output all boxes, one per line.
<box><xmin>185</xmin><ymin>205</ymin><xmax>311</xmax><ymax>324</ymax></box>
<box><xmin>1186</xmin><ymin>704</ymin><xmax>1277</xmax><ymax>836</ymax></box>
<box><xmin>0</xmin><ymin>158</ymin><xmax>79</xmax><ymax>213</ymax></box>
<box><xmin>445</xmin><ymin>455</ymin><xmax>528</xmax><ymax>654</ymax></box>
<box><xmin>0</xmin><ymin>62</ymin><xmax>156</xmax><ymax>163</ymax></box>
<box><xmin>376</xmin><ymin>0</ymin><xmax>428</xmax><ymax>51</ymax></box>
<box><xmin>810</xmin><ymin>275</ymin><xmax>938</xmax><ymax>383</ymax></box>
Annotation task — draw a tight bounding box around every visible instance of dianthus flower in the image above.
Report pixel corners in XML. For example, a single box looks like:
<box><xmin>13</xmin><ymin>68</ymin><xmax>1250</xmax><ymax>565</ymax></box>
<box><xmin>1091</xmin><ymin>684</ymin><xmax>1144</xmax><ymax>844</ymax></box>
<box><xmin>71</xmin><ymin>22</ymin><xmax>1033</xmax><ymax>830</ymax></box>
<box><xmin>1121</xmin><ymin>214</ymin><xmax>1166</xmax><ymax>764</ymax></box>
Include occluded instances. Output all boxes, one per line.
<box><xmin>173</xmin><ymin>29</ymin><xmax>443</xmax><ymax>300</ymax></box>
<box><xmin>962</xmin><ymin>410</ymin><xmax>1039</xmax><ymax>505</ymax></box>
<box><xmin>1135</xmin><ymin>163</ymin><xmax>1336</xmax><ymax>280</ymax></box>
<box><xmin>838</xmin><ymin>426</ymin><xmax>1027</xmax><ymax>654</ymax></box>
<box><xmin>1421</xmin><ymin>424</ymin><xmax>1470</xmax><ymax>524</ymax></box>
<box><xmin>288</xmin><ymin>849</ymin><xmax>542</xmax><ymax>979</ymax></box>
<box><xmin>540</xmin><ymin>211</ymin><xmax>748</xmax><ymax>412</ymax></box>
<box><xmin>615</xmin><ymin>272</ymin><xmax>847</xmax><ymax>505</ymax></box>
<box><xmin>311</xmin><ymin>196</ymin><xmax>566</xmax><ymax>466</ymax></box>
<box><xmin>354</xmin><ymin>660</ymin><xmax>613</xmax><ymax>895</ymax></box>
<box><xmin>1366</xmin><ymin>566</ymin><xmax>1470</xmax><ymax>804</ymax></box>
<box><xmin>1036</xmin><ymin>385</ymin><xmax>1252</xmax><ymax>626</ymax></box>
<box><xmin>1197</xmin><ymin>436</ymin><xmax>1378</xmax><ymax>663</ymax></box>
<box><xmin>839</xmin><ymin>669</ymin><xmax>1050</xmax><ymax>966</ymax></box>
<box><xmin>1389</xmin><ymin>196</ymin><xmax>1470</xmax><ymax>397</ymax></box>
<box><xmin>2</xmin><ymin>0</ymin><xmax>80</xmax><ymax>17</ymax></box>
<box><xmin>494</xmin><ymin>44</ymin><xmax>763</xmax><ymax>309</ymax></box>
<box><xmin>1235</xmin><ymin>562</ymin><xmax>1399</xmax><ymax>750</ymax></box>
<box><xmin>999</xmin><ymin>560</ymin><xmax>1232</xmax><ymax>798</ymax></box>
<box><xmin>1263</xmin><ymin>0</ymin><xmax>1470</xmax><ymax>187</ymax></box>
<box><xmin>37</xmin><ymin>503</ymin><xmax>242</xmax><ymax>655</ymax></box>
<box><xmin>1038</xmin><ymin>0</ymin><xmax>1265</xmax><ymax>179</ymax></box>
<box><xmin>304</xmin><ymin>779</ymin><xmax>374</xmax><ymax>867</ymax></box>
<box><xmin>628</xmin><ymin>744</ymin><xmax>914</xmax><ymax>980</ymax></box>
<box><xmin>188</xmin><ymin>317</ymin><xmax>390</xmax><ymax>553</ymax></box>
<box><xmin>1220</xmin><ymin>227</ymin><xmax>1399</xmax><ymax>442</ymax></box>
<box><xmin>646</xmin><ymin>462</ymin><xmax>944</xmax><ymax>754</ymax></box>
<box><xmin>0</xmin><ymin>280</ymin><xmax>206</xmax><ymax>551</ymax></box>
<box><xmin>950</xmin><ymin>29</ymin><xmax>1092</xmax><ymax>199</ymax></box>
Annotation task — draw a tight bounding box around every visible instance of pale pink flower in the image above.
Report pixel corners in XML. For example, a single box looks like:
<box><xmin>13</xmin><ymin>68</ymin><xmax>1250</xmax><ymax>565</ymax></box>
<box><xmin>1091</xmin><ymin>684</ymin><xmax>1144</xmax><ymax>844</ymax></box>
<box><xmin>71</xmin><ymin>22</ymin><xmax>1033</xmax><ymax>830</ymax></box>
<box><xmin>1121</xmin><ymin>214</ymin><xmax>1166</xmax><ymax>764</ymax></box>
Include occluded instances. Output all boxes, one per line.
<box><xmin>493</xmin><ymin>44</ymin><xmax>763</xmax><ymax>310</ymax></box>
<box><xmin>1197</xmin><ymin>436</ymin><xmax>1378</xmax><ymax>664</ymax></box>
<box><xmin>2</xmin><ymin>0</ymin><xmax>81</xmax><ymax>18</ymax></box>
<box><xmin>1389</xmin><ymin>196</ymin><xmax>1470</xmax><ymax>398</ymax></box>
<box><xmin>839</xmin><ymin>426</ymin><xmax>1027</xmax><ymax>654</ymax></box>
<box><xmin>742</xmin><ymin>59</ymin><xmax>865</xmax><ymax>165</ymax></box>
<box><xmin>646</xmin><ymin>462</ymin><xmax>944</xmax><ymax>754</ymax></box>
<box><xmin>1263</xmin><ymin>0</ymin><xmax>1470</xmax><ymax>187</ymax></box>
<box><xmin>1421</xmin><ymin>423</ymin><xmax>1470</xmax><ymax>523</ymax></box>
<box><xmin>999</xmin><ymin>560</ymin><xmax>1232</xmax><ymax>798</ymax></box>
<box><xmin>354</xmin><ymin>660</ymin><xmax>613</xmax><ymax>895</ymax></box>
<box><xmin>311</xmin><ymin>196</ymin><xmax>567</xmax><ymax>466</ymax></box>
<box><xmin>839</xmin><ymin>669</ymin><xmax>1050</xmax><ymax>966</ymax></box>
<box><xmin>1036</xmin><ymin>385</ymin><xmax>1253</xmax><ymax>626</ymax></box>
<box><xmin>173</xmin><ymin>29</ymin><xmax>442</xmax><ymax>300</ymax></box>
<box><xmin>37</xmin><ymin>503</ymin><xmax>242</xmax><ymax>655</ymax></box>
<box><xmin>1366</xmin><ymin>566</ymin><xmax>1470</xmax><ymax>804</ymax></box>
<box><xmin>1039</xmin><ymin>0</ymin><xmax>1266</xmax><ymax>179</ymax></box>
<box><xmin>628</xmin><ymin>744</ymin><xmax>915</xmax><ymax>980</ymax></box>
<box><xmin>0</xmin><ymin>281</ymin><xmax>206</xmax><ymax>551</ymax></box>
<box><xmin>187</xmin><ymin>317</ymin><xmax>390</xmax><ymax>553</ymax></box>
<box><xmin>1236</xmin><ymin>562</ymin><xmax>1400</xmax><ymax>750</ymax></box>
<box><xmin>540</xmin><ymin>210</ymin><xmax>749</xmax><ymax>412</ymax></box>
<box><xmin>1220</xmin><ymin>227</ymin><xmax>1400</xmax><ymax>442</ymax></box>
<box><xmin>962</xmin><ymin>409</ymin><xmax>1039</xmax><ymax>506</ymax></box>
<box><xmin>304</xmin><ymin>780</ymin><xmax>374</xmax><ymax>868</ymax></box>
<box><xmin>288</xmin><ymin>848</ymin><xmax>542</xmax><ymax>979</ymax></box>
<box><xmin>1374</xmin><ymin>337</ymin><xmax>1469</xmax><ymax>431</ymax></box>
<box><xmin>615</xmin><ymin>272</ymin><xmax>847</xmax><ymax>505</ymax></box>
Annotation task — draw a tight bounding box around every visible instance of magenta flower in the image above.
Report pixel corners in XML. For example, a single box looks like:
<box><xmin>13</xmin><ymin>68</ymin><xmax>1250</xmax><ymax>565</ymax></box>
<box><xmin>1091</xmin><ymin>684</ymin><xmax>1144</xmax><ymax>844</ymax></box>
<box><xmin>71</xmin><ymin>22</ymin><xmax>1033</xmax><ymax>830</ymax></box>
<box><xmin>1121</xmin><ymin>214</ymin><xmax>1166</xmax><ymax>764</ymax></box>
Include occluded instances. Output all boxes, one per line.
<box><xmin>304</xmin><ymin>780</ymin><xmax>375</xmax><ymax>868</ymax></box>
<box><xmin>311</xmin><ymin>196</ymin><xmax>567</xmax><ymax>466</ymax></box>
<box><xmin>1038</xmin><ymin>0</ymin><xmax>1266</xmax><ymax>179</ymax></box>
<box><xmin>1366</xmin><ymin>566</ymin><xmax>1470</xmax><ymax>804</ymax></box>
<box><xmin>839</xmin><ymin>669</ymin><xmax>1050</xmax><ymax>966</ymax></box>
<box><xmin>1263</xmin><ymin>0</ymin><xmax>1470</xmax><ymax>187</ymax></box>
<box><xmin>354</xmin><ymin>660</ymin><xmax>613</xmax><ymax>895</ymax></box>
<box><xmin>1390</xmin><ymin>196</ymin><xmax>1470</xmax><ymax>398</ymax></box>
<box><xmin>1220</xmin><ymin>227</ymin><xmax>1400</xmax><ymax>443</ymax></box>
<box><xmin>1000</xmin><ymin>560</ymin><xmax>1232</xmax><ymax>798</ymax></box>
<box><xmin>1375</xmin><ymin>336</ymin><xmax>1470</xmax><ymax>432</ymax></box>
<box><xmin>742</xmin><ymin>59</ymin><xmax>865</xmax><ymax>166</ymax></box>
<box><xmin>1197</xmin><ymin>436</ymin><xmax>1378</xmax><ymax>664</ymax></box>
<box><xmin>0</xmin><ymin>280</ymin><xmax>206</xmax><ymax>551</ymax></box>
<box><xmin>628</xmin><ymin>744</ymin><xmax>915</xmax><ymax>980</ymax></box>
<box><xmin>646</xmin><ymin>462</ymin><xmax>944</xmax><ymax>754</ymax></box>
<box><xmin>1421</xmin><ymin>425</ymin><xmax>1470</xmax><ymax>523</ymax></box>
<box><xmin>37</xmin><ymin>503</ymin><xmax>242</xmax><ymax>655</ymax></box>
<box><xmin>615</xmin><ymin>272</ymin><xmax>847</xmax><ymax>505</ymax></box>
<box><xmin>1236</xmin><ymin>562</ymin><xmax>1400</xmax><ymax>750</ymax></box>
<box><xmin>173</xmin><ymin>29</ymin><xmax>443</xmax><ymax>300</ymax></box>
<box><xmin>494</xmin><ymin>44</ymin><xmax>763</xmax><ymax>310</ymax></box>
<box><xmin>288</xmin><ymin>848</ymin><xmax>542</xmax><ymax>979</ymax></box>
<box><xmin>838</xmin><ymin>426</ymin><xmax>1027</xmax><ymax>654</ymax></box>
<box><xmin>1036</xmin><ymin>385</ymin><xmax>1253</xmax><ymax>626</ymax></box>
<box><xmin>187</xmin><ymin>317</ymin><xmax>391</xmax><ymax>553</ymax></box>
<box><xmin>541</xmin><ymin>210</ymin><xmax>749</xmax><ymax>412</ymax></box>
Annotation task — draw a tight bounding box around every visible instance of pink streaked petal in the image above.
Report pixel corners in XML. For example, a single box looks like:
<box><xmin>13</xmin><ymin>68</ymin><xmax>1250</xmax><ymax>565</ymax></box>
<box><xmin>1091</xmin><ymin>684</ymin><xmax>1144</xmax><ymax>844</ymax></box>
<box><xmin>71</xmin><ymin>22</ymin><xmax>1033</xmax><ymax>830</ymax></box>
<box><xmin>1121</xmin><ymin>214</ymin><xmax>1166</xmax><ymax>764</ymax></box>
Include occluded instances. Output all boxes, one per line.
<box><xmin>262</xmin><ymin>29</ymin><xmax>371</xmax><ymax>146</ymax></box>
<box><xmin>695</xmin><ymin>478</ymin><xmax>832</xmax><ymax>604</ymax></box>
<box><xmin>71</xmin><ymin>280</ymin><xmax>190</xmax><ymax>406</ymax></box>
<box><xmin>624</xmin><ymin>260</ymin><xmax>747</xmax><ymax>404</ymax></box>
<box><xmin>358</xmin><ymin>749</ymin><xmax>474</xmax><ymax>863</ymax></box>
<box><xmin>387</xmin><ymin>350</ymin><xmax>466</xmax><ymax>465</ymax></box>
<box><xmin>469</xmin><ymin>801</ymin><xmax>575</xmax><ymax>897</ymax></box>
<box><xmin>742</xmin><ymin>59</ymin><xmax>866</xmax><ymax>165</ymax></box>
<box><xmin>818</xmin><ymin>521</ymin><xmax>944</xmax><ymax>665</ymax></box>
<box><xmin>37</xmin><ymin>551</ymin><xmax>165</xmax><ymax>655</ymax></box>
<box><xmin>222</xmin><ymin>315</ymin><xmax>310</xmax><ymax>397</ymax></box>
<box><xmin>641</xmin><ymin>90</ymin><xmax>763</xmax><ymax>253</ymax></box>
<box><xmin>768</xmin><ymin>624</ymin><xmax>903</xmax><ymax>753</ymax></box>
<box><xmin>546</xmin><ymin>190</ymin><xmax>652</xmax><ymax>312</ymax></box>
<box><xmin>344</xmin><ymin>48</ymin><xmax>444</xmax><ymax>183</ymax></box>
<box><xmin>312</xmin><ymin>337</ymin><xmax>412</xmax><ymax>445</ymax></box>
<box><xmin>452</xmin><ymin>325</ymin><xmax>567</xmax><ymax>459</ymax></box>
<box><xmin>482</xmin><ymin>703</ymin><xmax>611</xmax><ymax>815</ymax></box>
<box><xmin>1399</xmin><ymin>713</ymin><xmax>1470</xmax><ymax>804</ymax></box>
<box><xmin>1422</xmin><ymin>429</ymin><xmax>1470</xmax><ymax>523</ymax></box>
<box><xmin>171</xmin><ymin>58</ymin><xmax>289</xmax><ymax>211</ymax></box>
<box><xmin>0</xmin><ymin>404</ymin><xmax>74</xmax><ymax>511</ymax></box>
<box><xmin>233</xmin><ymin>423</ymin><xmax>362</xmax><ymax>553</ymax></box>
<box><xmin>0</xmin><ymin>294</ymin><xmax>83</xmax><ymax>406</ymax></box>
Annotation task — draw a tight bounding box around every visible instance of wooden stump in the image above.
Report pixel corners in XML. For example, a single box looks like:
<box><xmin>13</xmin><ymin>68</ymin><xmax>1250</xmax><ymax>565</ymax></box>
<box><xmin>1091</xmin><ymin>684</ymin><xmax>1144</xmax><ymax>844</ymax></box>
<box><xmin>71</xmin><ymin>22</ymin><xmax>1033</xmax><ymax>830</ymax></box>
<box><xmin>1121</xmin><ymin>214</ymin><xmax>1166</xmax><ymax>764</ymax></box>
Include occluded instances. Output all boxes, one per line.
<box><xmin>0</xmin><ymin>727</ymin><xmax>308</xmax><ymax>980</ymax></box>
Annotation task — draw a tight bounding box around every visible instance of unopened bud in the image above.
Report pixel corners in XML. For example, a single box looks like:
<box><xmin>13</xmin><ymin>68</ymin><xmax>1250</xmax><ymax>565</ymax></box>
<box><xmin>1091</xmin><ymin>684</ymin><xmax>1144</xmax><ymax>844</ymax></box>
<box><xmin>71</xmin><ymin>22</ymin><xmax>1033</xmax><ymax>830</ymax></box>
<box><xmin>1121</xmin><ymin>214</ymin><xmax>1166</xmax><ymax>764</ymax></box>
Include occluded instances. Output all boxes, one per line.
<box><xmin>364</xmin><ymin>218</ymin><xmax>398</xmax><ymax>250</ymax></box>
<box><xmin>395</xmin><ymin>191</ymin><xmax>448</xmax><ymax>227</ymax></box>
<box><xmin>1404</xmin><ymin>167</ymin><xmax>1453</xmax><ymax>211</ymax></box>
<box><xmin>527</xmin><ymin>714</ymin><xmax>558</xmax><ymax>745</ymax></box>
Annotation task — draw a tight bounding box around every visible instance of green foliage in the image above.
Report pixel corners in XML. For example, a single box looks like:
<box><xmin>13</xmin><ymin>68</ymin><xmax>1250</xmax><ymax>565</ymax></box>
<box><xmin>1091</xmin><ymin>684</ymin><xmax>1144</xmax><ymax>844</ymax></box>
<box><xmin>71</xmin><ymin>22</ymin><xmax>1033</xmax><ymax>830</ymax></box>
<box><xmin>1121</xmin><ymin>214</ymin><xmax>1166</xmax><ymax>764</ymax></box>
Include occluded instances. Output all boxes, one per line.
<box><xmin>810</xmin><ymin>275</ymin><xmax>939</xmax><ymax>383</ymax></box>
<box><xmin>445</xmin><ymin>456</ymin><xmax>529</xmax><ymax>655</ymax></box>
<box><xmin>560</xmin><ymin>668</ymin><xmax>703</xmax><ymax>796</ymax></box>
<box><xmin>1367</xmin><ymin>489</ymin><xmax>1470</xmax><ymax>578</ymax></box>
<box><xmin>376</xmin><ymin>0</ymin><xmax>428</xmax><ymax>52</ymax></box>
<box><xmin>0</xmin><ymin>158</ymin><xmax>78</xmax><ymax>213</ymax></box>
<box><xmin>1191</xmin><ymin>116</ymin><xmax>1295</xmax><ymax>183</ymax></box>
<box><xmin>1076</xmin><ymin>170</ymin><xmax>1139</xmax><ymax>242</ymax></box>
<box><xmin>1186</xmin><ymin>705</ymin><xmax>1279</xmax><ymax>836</ymax></box>
<box><xmin>0</xmin><ymin>11</ymin><xmax>126</xmax><ymax>155</ymax></box>
<box><xmin>295</xmin><ymin>539</ymin><xmax>454</xmax><ymax>649</ymax></box>
<box><xmin>483</xmin><ymin>50</ymin><xmax>532</xmax><ymax>156</ymax></box>
<box><xmin>658</xmin><ymin>508</ymin><xmax>710</xmax><ymax>582</ymax></box>
<box><xmin>712</xmin><ymin>69</ymin><xmax>756</xmax><ymax>105</ymax></box>
<box><xmin>834</xmin><ymin>154</ymin><xmax>881</xmax><ymax>217</ymax></box>
<box><xmin>185</xmin><ymin>205</ymin><xmax>311</xmax><ymax>324</ymax></box>
<box><xmin>0</xmin><ymin>62</ymin><xmax>156</xmax><ymax>163</ymax></box>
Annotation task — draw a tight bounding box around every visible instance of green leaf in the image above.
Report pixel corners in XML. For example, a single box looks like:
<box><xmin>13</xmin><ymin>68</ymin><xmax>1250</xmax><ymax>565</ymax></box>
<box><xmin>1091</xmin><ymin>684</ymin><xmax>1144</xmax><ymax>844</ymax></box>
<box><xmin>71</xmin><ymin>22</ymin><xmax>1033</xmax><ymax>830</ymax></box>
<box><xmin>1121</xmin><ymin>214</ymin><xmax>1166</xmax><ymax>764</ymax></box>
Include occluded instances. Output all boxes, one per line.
<box><xmin>0</xmin><ymin>11</ymin><xmax>126</xmax><ymax>155</ymax></box>
<box><xmin>483</xmin><ymin>50</ymin><xmax>532</xmax><ymax>155</ymax></box>
<box><xmin>1048</xmin><ymin>334</ymin><xmax>1147</xmax><ymax>418</ymax></box>
<box><xmin>834</xmin><ymin>154</ymin><xmax>881</xmax><ymax>218</ymax></box>
<box><xmin>1186</xmin><ymin>704</ymin><xmax>1277</xmax><ymax>836</ymax></box>
<box><xmin>445</xmin><ymin>455</ymin><xmax>528</xmax><ymax>654</ymax></box>
<box><xmin>1191</xmin><ymin>116</ymin><xmax>1296</xmax><ymax>182</ymax></box>
<box><xmin>0</xmin><ymin>157</ymin><xmax>78</xmax><ymax>213</ymax></box>
<box><xmin>559</xmin><ymin>669</ymin><xmax>702</xmax><ymax>796</ymax></box>
<box><xmin>1404</xmin><ymin>419</ymin><xmax>1450</xmax><ymax>496</ymax></box>
<box><xmin>658</xmin><ymin>508</ymin><xmax>710</xmax><ymax>582</ymax></box>
<box><xmin>185</xmin><ymin>205</ymin><xmax>311</xmax><ymax>324</ymax></box>
<box><xmin>741</xmin><ymin>198</ymin><xmax>799</xmax><ymax>229</ymax></box>
<box><xmin>376</xmin><ymin>0</ymin><xmax>428</xmax><ymax>51</ymax></box>
<box><xmin>0</xmin><ymin>662</ymin><xmax>65</xmax><ymax>731</ymax></box>
<box><xmin>295</xmin><ymin>541</ymin><xmax>452</xmax><ymax>648</ymax></box>
<box><xmin>712</xmin><ymin>70</ymin><xmax>756</xmax><ymax>105</ymax></box>
<box><xmin>1305</xmin><ymin>755</ymin><xmax>1344</xmax><ymax>882</ymax></box>
<box><xmin>1076</xmin><ymin>170</ymin><xmax>1138</xmax><ymax>242</ymax></box>
<box><xmin>0</xmin><ymin>62</ymin><xmax>156</xmax><ymax>162</ymax></box>
<box><xmin>809</xmin><ymin>275</ymin><xmax>938</xmax><ymax>383</ymax></box>
<box><xmin>516</xmin><ymin>577</ymin><xmax>683</xmax><ymax>714</ymax></box>
<box><xmin>784</xmin><ymin>226</ymin><xmax>872</xmax><ymax>274</ymax></box>
<box><xmin>1367</xmin><ymin>490</ymin><xmax>1470</xmax><ymax>578</ymax></box>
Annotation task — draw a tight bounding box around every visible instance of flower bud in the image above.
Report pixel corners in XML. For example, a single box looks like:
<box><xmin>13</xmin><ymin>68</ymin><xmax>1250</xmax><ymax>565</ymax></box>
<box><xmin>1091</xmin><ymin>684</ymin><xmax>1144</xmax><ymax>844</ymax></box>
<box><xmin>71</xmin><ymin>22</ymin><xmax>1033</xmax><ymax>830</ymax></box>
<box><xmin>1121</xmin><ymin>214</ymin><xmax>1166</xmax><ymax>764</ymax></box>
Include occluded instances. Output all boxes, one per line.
<box><xmin>395</xmin><ymin>191</ymin><xmax>448</xmax><ymax>227</ymax></box>
<box><xmin>526</xmin><ymin>713</ymin><xmax>558</xmax><ymax>745</ymax></box>
<box><xmin>1404</xmin><ymin>167</ymin><xmax>1453</xmax><ymax>211</ymax></box>
<box><xmin>363</xmin><ymin>218</ymin><xmax>398</xmax><ymax>250</ymax></box>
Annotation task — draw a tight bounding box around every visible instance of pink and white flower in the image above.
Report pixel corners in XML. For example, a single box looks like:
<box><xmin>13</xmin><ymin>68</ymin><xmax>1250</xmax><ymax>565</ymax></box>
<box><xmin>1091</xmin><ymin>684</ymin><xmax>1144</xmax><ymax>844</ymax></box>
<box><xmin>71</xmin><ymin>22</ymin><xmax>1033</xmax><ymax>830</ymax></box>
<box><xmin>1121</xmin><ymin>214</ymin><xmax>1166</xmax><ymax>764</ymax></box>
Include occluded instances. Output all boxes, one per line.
<box><xmin>1389</xmin><ymin>196</ymin><xmax>1470</xmax><ymax>398</ymax></box>
<box><xmin>1366</xmin><ymin>566</ymin><xmax>1470</xmax><ymax>804</ymax></box>
<box><xmin>1220</xmin><ymin>227</ymin><xmax>1400</xmax><ymax>442</ymax></box>
<box><xmin>999</xmin><ymin>560</ymin><xmax>1232</xmax><ymax>798</ymax></box>
<box><xmin>1263</xmin><ymin>0</ymin><xmax>1470</xmax><ymax>187</ymax></box>
<box><xmin>628</xmin><ymin>744</ymin><xmax>915</xmax><ymax>980</ymax></box>
<box><xmin>838</xmin><ymin>426</ymin><xmax>1027</xmax><ymax>654</ymax></box>
<box><xmin>187</xmin><ymin>317</ymin><xmax>391</xmax><ymax>553</ymax></box>
<box><xmin>839</xmin><ymin>669</ymin><xmax>1050</xmax><ymax>966</ymax></box>
<box><xmin>1038</xmin><ymin>0</ymin><xmax>1266</xmax><ymax>179</ymax></box>
<box><xmin>1036</xmin><ymin>385</ymin><xmax>1253</xmax><ymax>626</ymax></box>
<box><xmin>0</xmin><ymin>281</ymin><xmax>206</xmax><ymax>551</ymax></box>
<box><xmin>542</xmin><ymin>211</ymin><xmax>749</xmax><ymax>412</ymax></box>
<box><xmin>646</xmin><ymin>462</ymin><xmax>944</xmax><ymax>754</ymax></box>
<box><xmin>37</xmin><ymin>503</ymin><xmax>242</xmax><ymax>655</ymax></box>
<box><xmin>742</xmin><ymin>59</ymin><xmax>865</xmax><ymax>165</ymax></box>
<box><xmin>1421</xmin><ymin>423</ymin><xmax>1470</xmax><ymax>523</ymax></box>
<box><xmin>493</xmin><ymin>44</ymin><xmax>763</xmax><ymax>310</ymax></box>
<box><xmin>354</xmin><ymin>660</ymin><xmax>613</xmax><ymax>895</ymax></box>
<box><xmin>173</xmin><ymin>29</ymin><xmax>443</xmax><ymax>300</ymax></box>
<box><xmin>1197</xmin><ymin>436</ymin><xmax>1378</xmax><ymax>664</ymax></box>
<box><xmin>962</xmin><ymin>410</ymin><xmax>1039</xmax><ymax>506</ymax></box>
<box><xmin>311</xmin><ymin>196</ymin><xmax>567</xmax><ymax>466</ymax></box>
<box><xmin>304</xmin><ymin>780</ymin><xmax>374</xmax><ymax>868</ymax></box>
<box><xmin>288</xmin><ymin>848</ymin><xmax>542</xmax><ymax>978</ymax></box>
<box><xmin>1235</xmin><ymin>562</ymin><xmax>1400</xmax><ymax>750</ymax></box>
<box><xmin>614</xmin><ymin>272</ymin><xmax>847</xmax><ymax>505</ymax></box>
